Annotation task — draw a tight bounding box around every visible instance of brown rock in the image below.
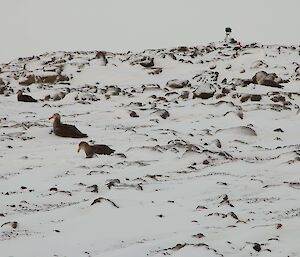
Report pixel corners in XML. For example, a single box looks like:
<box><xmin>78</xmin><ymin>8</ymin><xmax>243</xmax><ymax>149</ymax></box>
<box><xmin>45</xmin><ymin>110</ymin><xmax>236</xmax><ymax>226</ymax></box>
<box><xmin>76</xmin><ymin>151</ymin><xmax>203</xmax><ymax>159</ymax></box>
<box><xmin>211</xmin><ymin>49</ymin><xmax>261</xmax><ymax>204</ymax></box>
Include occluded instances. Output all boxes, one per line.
<box><xmin>250</xmin><ymin>94</ymin><xmax>262</xmax><ymax>101</ymax></box>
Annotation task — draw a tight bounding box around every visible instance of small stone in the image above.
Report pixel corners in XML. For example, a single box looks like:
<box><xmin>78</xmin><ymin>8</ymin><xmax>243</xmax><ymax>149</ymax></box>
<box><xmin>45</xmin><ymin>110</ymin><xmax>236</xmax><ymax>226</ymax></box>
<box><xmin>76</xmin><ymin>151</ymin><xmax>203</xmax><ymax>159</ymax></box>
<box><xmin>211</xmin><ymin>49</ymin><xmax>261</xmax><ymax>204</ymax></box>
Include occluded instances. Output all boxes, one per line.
<box><xmin>253</xmin><ymin>243</ymin><xmax>261</xmax><ymax>252</ymax></box>
<box><xmin>193</xmin><ymin>233</ymin><xmax>205</xmax><ymax>238</ymax></box>
<box><xmin>129</xmin><ymin>111</ymin><xmax>139</xmax><ymax>117</ymax></box>
<box><xmin>11</xmin><ymin>222</ymin><xmax>18</xmax><ymax>229</ymax></box>
<box><xmin>274</xmin><ymin>128</ymin><xmax>284</xmax><ymax>132</ymax></box>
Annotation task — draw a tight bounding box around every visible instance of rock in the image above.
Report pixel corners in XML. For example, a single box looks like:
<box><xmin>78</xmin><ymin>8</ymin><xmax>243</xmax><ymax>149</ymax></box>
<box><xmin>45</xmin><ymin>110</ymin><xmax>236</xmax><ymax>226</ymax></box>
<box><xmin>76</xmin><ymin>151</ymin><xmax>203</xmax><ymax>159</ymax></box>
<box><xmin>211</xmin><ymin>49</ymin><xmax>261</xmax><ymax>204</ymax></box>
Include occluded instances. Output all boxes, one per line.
<box><xmin>140</xmin><ymin>58</ymin><xmax>154</xmax><ymax>68</ymax></box>
<box><xmin>251</xmin><ymin>60</ymin><xmax>268</xmax><ymax>69</ymax></box>
<box><xmin>221</xmin><ymin>78</ymin><xmax>227</xmax><ymax>84</ymax></box>
<box><xmin>270</xmin><ymin>95</ymin><xmax>285</xmax><ymax>102</ymax></box>
<box><xmin>11</xmin><ymin>222</ymin><xmax>18</xmax><ymax>229</ymax></box>
<box><xmin>44</xmin><ymin>94</ymin><xmax>51</xmax><ymax>101</ymax></box>
<box><xmin>274</xmin><ymin>128</ymin><xmax>284</xmax><ymax>132</ymax></box>
<box><xmin>193</xmin><ymin>233</ymin><xmax>205</xmax><ymax>239</ymax></box>
<box><xmin>177</xmin><ymin>46</ymin><xmax>189</xmax><ymax>52</ymax></box>
<box><xmin>253</xmin><ymin>243</ymin><xmax>261</xmax><ymax>252</ymax></box>
<box><xmin>95</xmin><ymin>51</ymin><xmax>108</xmax><ymax>65</ymax></box>
<box><xmin>250</xmin><ymin>94</ymin><xmax>262</xmax><ymax>101</ymax></box>
<box><xmin>19</xmin><ymin>74</ymin><xmax>36</xmax><ymax>86</ymax></box>
<box><xmin>193</xmin><ymin>84</ymin><xmax>216</xmax><ymax>99</ymax></box>
<box><xmin>231</xmin><ymin>78</ymin><xmax>251</xmax><ymax>87</ymax></box>
<box><xmin>129</xmin><ymin>111</ymin><xmax>139</xmax><ymax>117</ymax></box>
<box><xmin>166</xmin><ymin>79</ymin><xmax>190</xmax><ymax>89</ymax></box>
<box><xmin>203</xmin><ymin>160</ymin><xmax>209</xmax><ymax>165</ymax></box>
<box><xmin>37</xmin><ymin>74</ymin><xmax>69</xmax><ymax>84</ymax></box>
<box><xmin>216</xmin><ymin>126</ymin><xmax>257</xmax><ymax>136</ymax></box>
<box><xmin>213</xmin><ymin>139</ymin><xmax>222</xmax><ymax>148</ymax></box>
<box><xmin>209</xmin><ymin>64</ymin><xmax>216</xmax><ymax>70</ymax></box>
<box><xmin>148</xmin><ymin>67</ymin><xmax>162</xmax><ymax>75</ymax></box>
<box><xmin>222</xmin><ymin>87</ymin><xmax>231</xmax><ymax>94</ymax></box>
<box><xmin>106</xmin><ymin>86</ymin><xmax>121</xmax><ymax>96</ymax></box>
<box><xmin>240</xmin><ymin>94</ymin><xmax>251</xmax><ymax>103</ymax></box>
<box><xmin>53</xmin><ymin>92</ymin><xmax>66</xmax><ymax>101</ymax></box>
<box><xmin>19</xmin><ymin>74</ymin><xmax>69</xmax><ymax>86</ymax></box>
<box><xmin>156</xmin><ymin>109</ymin><xmax>170</xmax><ymax>119</ymax></box>
<box><xmin>180</xmin><ymin>91</ymin><xmax>190</xmax><ymax>99</ymax></box>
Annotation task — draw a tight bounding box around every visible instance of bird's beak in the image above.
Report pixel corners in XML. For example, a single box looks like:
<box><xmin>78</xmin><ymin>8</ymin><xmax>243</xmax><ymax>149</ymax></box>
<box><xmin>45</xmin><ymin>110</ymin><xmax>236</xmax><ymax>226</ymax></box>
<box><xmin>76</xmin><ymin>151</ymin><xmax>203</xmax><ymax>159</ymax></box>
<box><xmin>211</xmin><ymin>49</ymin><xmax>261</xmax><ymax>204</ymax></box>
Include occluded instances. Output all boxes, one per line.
<box><xmin>77</xmin><ymin>147</ymin><xmax>80</xmax><ymax>153</ymax></box>
<box><xmin>49</xmin><ymin>115</ymin><xmax>53</xmax><ymax>120</ymax></box>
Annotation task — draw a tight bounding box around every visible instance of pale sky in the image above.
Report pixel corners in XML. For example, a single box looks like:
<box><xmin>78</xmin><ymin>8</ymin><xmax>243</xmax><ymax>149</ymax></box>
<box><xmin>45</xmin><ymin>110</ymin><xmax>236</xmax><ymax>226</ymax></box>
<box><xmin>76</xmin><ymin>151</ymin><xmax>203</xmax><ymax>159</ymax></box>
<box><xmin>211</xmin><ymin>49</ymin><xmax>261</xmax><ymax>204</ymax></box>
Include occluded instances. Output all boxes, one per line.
<box><xmin>0</xmin><ymin>0</ymin><xmax>299</xmax><ymax>63</ymax></box>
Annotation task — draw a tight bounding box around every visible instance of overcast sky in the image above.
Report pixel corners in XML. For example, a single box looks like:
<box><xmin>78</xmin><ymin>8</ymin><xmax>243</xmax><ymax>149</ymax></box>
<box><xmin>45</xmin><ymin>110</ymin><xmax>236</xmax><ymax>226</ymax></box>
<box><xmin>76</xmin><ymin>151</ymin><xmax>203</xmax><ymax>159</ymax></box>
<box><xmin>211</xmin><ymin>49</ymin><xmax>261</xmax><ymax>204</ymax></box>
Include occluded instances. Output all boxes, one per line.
<box><xmin>0</xmin><ymin>0</ymin><xmax>299</xmax><ymax>63</ymax></box>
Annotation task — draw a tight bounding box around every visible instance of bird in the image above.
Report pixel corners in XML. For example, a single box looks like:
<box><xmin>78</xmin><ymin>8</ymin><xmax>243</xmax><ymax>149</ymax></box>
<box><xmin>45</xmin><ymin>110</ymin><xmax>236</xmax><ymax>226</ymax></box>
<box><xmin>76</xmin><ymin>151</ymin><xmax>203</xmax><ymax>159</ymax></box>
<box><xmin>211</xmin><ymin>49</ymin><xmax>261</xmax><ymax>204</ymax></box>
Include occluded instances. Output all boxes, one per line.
<box><xmin>77</xmin><ymin>141</ymin><xmax>115</xmax><ymax>158</ymax></box>
<box><xmin>17</xmin><ymin>90</ymin><xmax>38</xmax><ymax>102</ymax></box>
<box><xmin>49</xmin><ymin>113</ymin><xmax>88</xmax><ymax>138</ymax></box>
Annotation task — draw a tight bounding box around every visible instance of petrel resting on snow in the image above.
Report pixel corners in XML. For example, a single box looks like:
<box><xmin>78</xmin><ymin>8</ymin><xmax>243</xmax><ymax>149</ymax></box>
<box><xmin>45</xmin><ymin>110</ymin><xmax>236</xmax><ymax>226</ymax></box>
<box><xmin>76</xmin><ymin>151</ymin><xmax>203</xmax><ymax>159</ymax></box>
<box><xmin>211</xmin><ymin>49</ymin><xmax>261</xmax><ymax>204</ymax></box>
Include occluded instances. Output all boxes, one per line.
<box><xmin>17</xmin><ymin>90</ymin><xmax>38</xmax><ymax>102</ymax></box>
<box><xmin>49</xmin><ymin>113</ymin><xmax>88</xmax><ymax>138</ymax></box>
<box><xmin>77</xmin><ymin>141</ymin><xmax>115</xmax><ymax>158</ymax></box>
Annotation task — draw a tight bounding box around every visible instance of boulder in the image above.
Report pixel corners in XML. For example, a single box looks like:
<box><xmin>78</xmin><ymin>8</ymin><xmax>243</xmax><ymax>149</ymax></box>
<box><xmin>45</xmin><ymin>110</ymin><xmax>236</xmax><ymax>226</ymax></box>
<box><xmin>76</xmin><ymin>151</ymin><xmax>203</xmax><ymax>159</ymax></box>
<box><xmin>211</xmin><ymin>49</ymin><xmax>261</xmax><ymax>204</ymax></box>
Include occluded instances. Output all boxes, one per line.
<box><xmin>166</xmin><ymin>79</ymin><xmax>190</xmax><ymax>89</ymax></box>
<box><xmin>193</xmin><ymin>84</ymin><xmax>216</xmax><ymax>99</ymax></box>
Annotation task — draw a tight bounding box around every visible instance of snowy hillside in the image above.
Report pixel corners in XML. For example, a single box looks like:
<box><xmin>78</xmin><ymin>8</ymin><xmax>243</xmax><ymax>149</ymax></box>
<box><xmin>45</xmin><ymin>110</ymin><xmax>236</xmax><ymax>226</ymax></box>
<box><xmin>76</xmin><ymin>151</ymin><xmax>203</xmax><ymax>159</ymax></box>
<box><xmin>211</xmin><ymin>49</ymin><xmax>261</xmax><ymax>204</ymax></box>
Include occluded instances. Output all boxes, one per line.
<box><xmin>1</xmin><ymin>41</ymin><xmax>300</xmax><ymax>257</ymax></box>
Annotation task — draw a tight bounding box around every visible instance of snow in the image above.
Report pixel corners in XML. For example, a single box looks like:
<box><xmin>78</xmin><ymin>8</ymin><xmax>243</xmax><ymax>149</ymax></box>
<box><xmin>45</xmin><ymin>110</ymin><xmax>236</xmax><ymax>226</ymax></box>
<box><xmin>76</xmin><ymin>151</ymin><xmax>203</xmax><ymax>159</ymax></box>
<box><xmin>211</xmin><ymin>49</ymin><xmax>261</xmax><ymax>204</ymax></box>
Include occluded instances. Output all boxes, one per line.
<box><xmin>1</xmin><ymin>41</ymin><xmax>300</xmax><ymax>256</ymax></box>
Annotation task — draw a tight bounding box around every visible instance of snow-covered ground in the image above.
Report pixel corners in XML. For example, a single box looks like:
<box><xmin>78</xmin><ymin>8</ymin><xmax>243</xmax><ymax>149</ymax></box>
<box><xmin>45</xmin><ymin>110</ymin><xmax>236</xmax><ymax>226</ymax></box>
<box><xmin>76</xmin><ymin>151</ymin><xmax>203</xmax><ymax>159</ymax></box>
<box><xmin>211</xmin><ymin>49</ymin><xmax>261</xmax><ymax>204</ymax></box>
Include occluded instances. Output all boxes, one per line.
<box><xmin>1</xmin><ymin>41</ymin><xmax>300</xmax><ymax>256</ymax></box>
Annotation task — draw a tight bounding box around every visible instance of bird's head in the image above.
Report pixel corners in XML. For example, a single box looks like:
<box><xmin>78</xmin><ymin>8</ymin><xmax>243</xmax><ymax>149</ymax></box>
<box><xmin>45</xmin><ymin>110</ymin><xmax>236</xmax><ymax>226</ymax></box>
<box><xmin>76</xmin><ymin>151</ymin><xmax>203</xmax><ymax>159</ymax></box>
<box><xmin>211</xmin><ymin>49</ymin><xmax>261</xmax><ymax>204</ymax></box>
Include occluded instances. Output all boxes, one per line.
<box><xmin>49</xmin><ymin>113</ymin><xmax>61</xmax><ymax>121</ymax></box>
<box><xmin>78</xmin><ymin>141</ymin><xmax>89</xmax><ymax>153</ymax></box>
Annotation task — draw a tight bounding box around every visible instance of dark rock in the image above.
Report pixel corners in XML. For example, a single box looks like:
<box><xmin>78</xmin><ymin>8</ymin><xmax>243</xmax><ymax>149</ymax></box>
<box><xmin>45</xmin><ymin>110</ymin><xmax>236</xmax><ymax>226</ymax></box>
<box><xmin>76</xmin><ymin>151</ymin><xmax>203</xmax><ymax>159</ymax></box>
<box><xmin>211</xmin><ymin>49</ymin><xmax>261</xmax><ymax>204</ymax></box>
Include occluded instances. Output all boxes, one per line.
<box><xmin>222</xmin><ymin>87</ymin><xmax>231</xmax><ymax>94</ymax></box>
<box><xmin>193</xmin><ymin>233</ymin><xmax>205</xmax><ymax>238</ymax></box>
<box><xmin>140</xmin><ymin>58</ymin><xmax>154</xmax><ymax>68</ymax></box>
<box><xmin>270</xmin><ymin>95</ymin><xmax>285</xmax><ymax>102</ymax></box>
<box><xmin>130</xmin><ymin>111</ymin><xmax>139</xmax><ymax>117</ymax></box>
<box><xmin>274</xmin><ymin>128</ymin><xmax>284</xmax><ymax>132</ymax></box>
<box><xmin>203</xmin><ymin>160</ymin><xmax>209</xmax><ymax>165</ymax></box>
<box><xmin>156</xmin><ymin>109</ymin><xmax>170</xmax><ymax>119</ymax></box>
<box><xmin>44</xmin><ymin>94</ymin><xmax>51</xmax><ymax>101</ymax></box>
<box><xmin>221</xmin><ymin>78</ymin><xmax>227</xmax><ymax>84</ymax></box>
<box><xmin>177</xmin><ymin>46</ymin><xmax>189</xmax><ymax>52</ymax></box>
<box><xmin>253</xmin><ymin>243</ymin><xmax>261</xmax><ymax>252</ymax></box>
<box><xmin>250</xmin><ymin>94</ymin><xmax>262</xmax><ymax>101</ymax></box>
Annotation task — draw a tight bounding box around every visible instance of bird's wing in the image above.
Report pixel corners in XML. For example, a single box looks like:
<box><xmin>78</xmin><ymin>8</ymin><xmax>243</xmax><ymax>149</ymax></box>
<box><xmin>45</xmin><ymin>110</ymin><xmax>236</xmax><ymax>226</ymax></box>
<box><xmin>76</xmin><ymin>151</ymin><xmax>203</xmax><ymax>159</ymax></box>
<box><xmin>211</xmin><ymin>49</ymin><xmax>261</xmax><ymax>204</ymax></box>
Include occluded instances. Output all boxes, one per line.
<box><xmin>92</xmin><ymin>145</ymin><xmax>115</xmax><ymax>155</ymax></box>
<box><xmin>56</xmin><ymin>123</ymin><xmax>87</xmax><ymax>138</ymax></box>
